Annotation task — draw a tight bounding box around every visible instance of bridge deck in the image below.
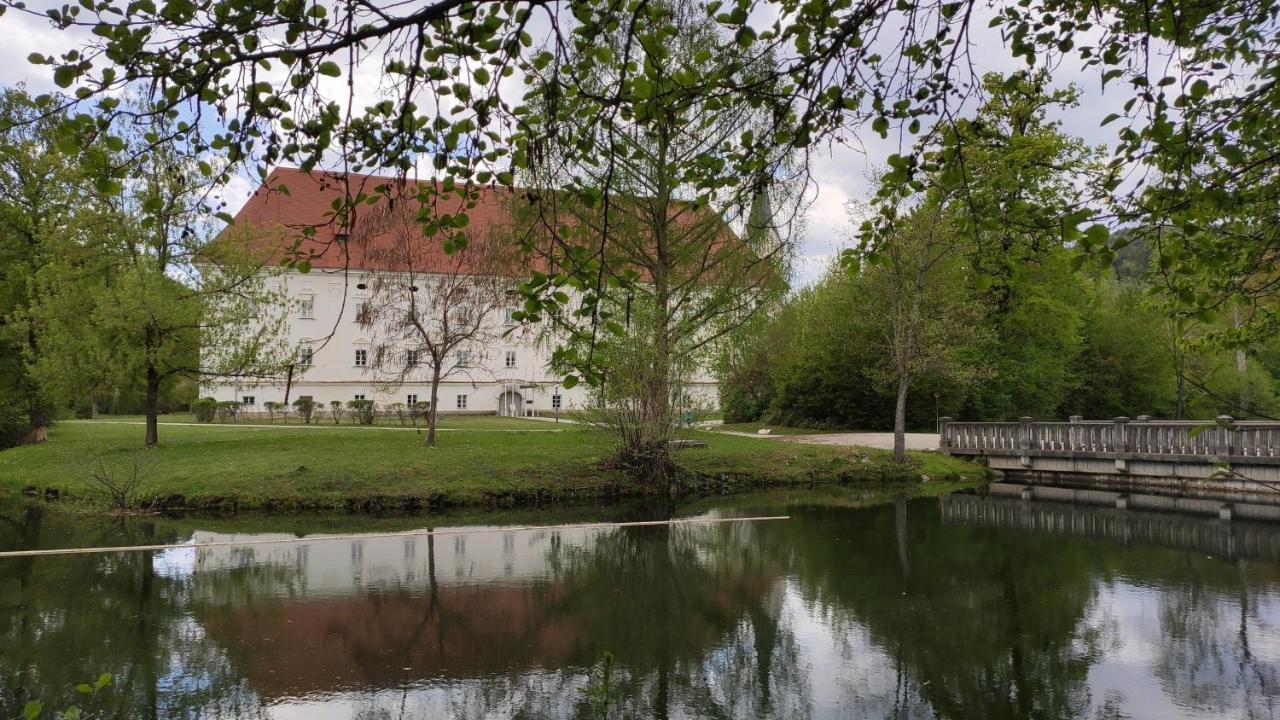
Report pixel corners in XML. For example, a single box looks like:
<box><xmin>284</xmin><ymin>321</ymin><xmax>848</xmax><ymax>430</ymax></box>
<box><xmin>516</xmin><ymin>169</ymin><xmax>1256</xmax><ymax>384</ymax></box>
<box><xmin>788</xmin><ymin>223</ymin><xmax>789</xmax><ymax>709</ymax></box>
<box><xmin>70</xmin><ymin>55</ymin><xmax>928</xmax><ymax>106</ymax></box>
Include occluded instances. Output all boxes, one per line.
<box><xmin>939</xmin><ymin>417</ymin><xmax>1280</xmax><ymax>495</ymax></box>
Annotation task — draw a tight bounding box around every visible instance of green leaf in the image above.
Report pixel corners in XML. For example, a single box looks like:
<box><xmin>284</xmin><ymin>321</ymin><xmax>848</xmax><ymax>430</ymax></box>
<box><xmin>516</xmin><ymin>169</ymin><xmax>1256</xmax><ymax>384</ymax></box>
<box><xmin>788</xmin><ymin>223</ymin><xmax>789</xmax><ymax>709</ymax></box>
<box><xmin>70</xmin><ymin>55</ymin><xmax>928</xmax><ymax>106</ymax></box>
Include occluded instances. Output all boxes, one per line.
<box><xmin>53</xmin><ymin>66</ymin><xmax>75</xmax><ymax>88</ymax></box>
<box><xmin>1084</xmin><ymin>224</ymin><xmax>1110</xmax><ymax>246</ymax></box>
<box><xmin>317</xmin><ymin>61</ymin><xmax>341</xmax><ymax>77</ymax></box>
<box><xmin>562</xmin><ymin>375</ymin><xmax>579</xmax><ymax>390</ymax></box>
<box><xmin>23</xmin><ymin>701</ymin><xmax>42</xmax><ymax>720</ymax></box>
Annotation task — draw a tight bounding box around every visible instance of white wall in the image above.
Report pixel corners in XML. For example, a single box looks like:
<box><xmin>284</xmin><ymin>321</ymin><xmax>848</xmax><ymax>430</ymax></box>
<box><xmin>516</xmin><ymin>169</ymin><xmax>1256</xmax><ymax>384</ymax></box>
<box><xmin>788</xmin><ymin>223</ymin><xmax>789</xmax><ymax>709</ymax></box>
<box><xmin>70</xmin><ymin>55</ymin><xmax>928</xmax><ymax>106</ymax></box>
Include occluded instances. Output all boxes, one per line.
<box><xmin>201</xmin><ymin>268</ymin><xmax>719</xmax><ymax>415</ymax></box>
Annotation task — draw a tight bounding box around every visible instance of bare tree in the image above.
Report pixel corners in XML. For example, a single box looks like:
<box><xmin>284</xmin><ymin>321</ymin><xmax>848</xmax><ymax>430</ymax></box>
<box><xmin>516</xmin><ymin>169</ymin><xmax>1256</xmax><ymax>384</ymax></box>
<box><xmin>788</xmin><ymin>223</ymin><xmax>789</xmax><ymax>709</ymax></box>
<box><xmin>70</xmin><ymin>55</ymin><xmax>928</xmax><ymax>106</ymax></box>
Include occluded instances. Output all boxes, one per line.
<box><xmin>359</xmin><ymin>195</ymin><xmax>520</xmax><ymax>446</ymax></box>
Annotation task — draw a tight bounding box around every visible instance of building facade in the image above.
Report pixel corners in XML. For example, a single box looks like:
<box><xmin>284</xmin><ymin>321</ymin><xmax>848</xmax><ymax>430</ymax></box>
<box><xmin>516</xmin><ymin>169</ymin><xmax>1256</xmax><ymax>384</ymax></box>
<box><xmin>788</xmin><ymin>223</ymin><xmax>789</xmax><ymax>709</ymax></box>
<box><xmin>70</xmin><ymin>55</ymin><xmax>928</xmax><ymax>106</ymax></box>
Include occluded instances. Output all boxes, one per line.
<box><xmin>200</xmin><ymin>168</ymin><xmax>719</xmax><ymax>415</ymax></box>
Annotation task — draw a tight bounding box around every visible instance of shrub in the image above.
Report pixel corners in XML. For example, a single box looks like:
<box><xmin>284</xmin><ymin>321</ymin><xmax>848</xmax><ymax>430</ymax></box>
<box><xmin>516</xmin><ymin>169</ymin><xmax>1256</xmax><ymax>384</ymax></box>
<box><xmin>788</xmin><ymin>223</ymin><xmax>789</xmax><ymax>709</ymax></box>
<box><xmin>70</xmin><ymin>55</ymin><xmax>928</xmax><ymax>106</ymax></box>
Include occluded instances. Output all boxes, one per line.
<box><xmin>328</xmin><ymin>400</ymin><xmax>343</xmax><ymax>424</ymax></box>
<box><xmin>410</xmin><ymin>401</ymin><xmax>431</xmax><ymax>425</ymax></box>
<box><xmin>347</xmin><ymin>399</ymin><xmax>376</xmax><ymax>425</ymax></box>
<box><xmin>262</xmin><ymin>401</ymin><xmax>284</xmax><ymax>422</ymax></box>
<box><xmin>293</xmin><ymin>396</ymin><xmax>318</xmax><ymax>424</ymax></box>
<box><xmin>719</xmin><ymin>385</ymin><xmax>768</xmax><ymax>424</ymax></box>
<box><xmin>192</xmin><ymin>398</ymin><xmax>217</xmax><ymax>423</ymax></box>
<box><xmin>214</xmin><ymin>401</ymin><xmax>242</xmax><ymax>423</ymax></box>
<box><xmin>386</xmin><ymin>402</ymin><xmax>407</xmax><ymax>425</ymax></box>
<box><xmin>73</xmin><ymin>399</ymin><xmax>96</xmax><ymax>419</ymax></box>
<box><xmin>75</xmin><ymin>451</ymin><xmax>152</xmax><ymax>512</ymax></box>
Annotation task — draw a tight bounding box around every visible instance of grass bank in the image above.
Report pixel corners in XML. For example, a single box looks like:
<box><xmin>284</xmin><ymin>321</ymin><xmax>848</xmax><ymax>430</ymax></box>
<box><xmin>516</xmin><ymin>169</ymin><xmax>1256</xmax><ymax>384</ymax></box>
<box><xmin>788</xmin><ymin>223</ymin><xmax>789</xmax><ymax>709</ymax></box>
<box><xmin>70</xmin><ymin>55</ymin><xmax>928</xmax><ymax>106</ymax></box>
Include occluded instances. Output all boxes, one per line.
<box><xmin>0</xmin><ymin>418</ymin><xmax>985</xmax><ymax>513</ymax></box>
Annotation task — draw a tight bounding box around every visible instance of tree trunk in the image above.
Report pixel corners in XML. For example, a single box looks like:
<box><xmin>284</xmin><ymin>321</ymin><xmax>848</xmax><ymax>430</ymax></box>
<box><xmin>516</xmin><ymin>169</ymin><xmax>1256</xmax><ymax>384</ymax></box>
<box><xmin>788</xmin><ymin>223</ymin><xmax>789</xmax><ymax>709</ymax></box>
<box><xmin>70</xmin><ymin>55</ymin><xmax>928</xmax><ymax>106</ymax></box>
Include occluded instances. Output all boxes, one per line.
<box><xmin>893</xmin><ymin>369</ymin><xmax>909</xmax><ymax>464</ymax></box>
<box><xmin>426</xmin><ymin>366</ymin><xmax>442</xmax><ymax>447</ymax></box>
<box><xmin>144</xmin><ymin>362</ymin><xmax>160</xmax><ymax>448</ymax></box>
<box><xmin>1175</xmin><ymin>351</ymin><xmax>1187</xmax><ymax>420</ymax></box>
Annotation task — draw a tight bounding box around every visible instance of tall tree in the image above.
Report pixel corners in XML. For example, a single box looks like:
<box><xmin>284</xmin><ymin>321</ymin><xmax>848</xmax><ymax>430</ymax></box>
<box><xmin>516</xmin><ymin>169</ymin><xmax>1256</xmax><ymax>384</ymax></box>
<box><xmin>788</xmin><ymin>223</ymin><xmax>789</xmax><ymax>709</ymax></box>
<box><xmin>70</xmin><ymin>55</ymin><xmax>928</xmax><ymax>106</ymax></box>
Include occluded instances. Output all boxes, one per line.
<box><xmin>0</xmin><ymin>88</ymin><xmax>85</xmax><ymax>448</ymax></box>
<box><xmin>517</xmin><ymin>0</ymin><xmax>796</xmax><ymax>478</ymax></box>
<box><xmin>847</xmin><ymin>199</ymin><xmax>987</xmax><ymax>462</ymax></box>
<box><xmin>890</xmin><ymin>72</ymin><xmax>1101</xmax><ymax>420</ymax></box>
<box><xmin>30</xmin><ymin>122</ymin><xmax>294</xmax><ymax>447</ymax></box>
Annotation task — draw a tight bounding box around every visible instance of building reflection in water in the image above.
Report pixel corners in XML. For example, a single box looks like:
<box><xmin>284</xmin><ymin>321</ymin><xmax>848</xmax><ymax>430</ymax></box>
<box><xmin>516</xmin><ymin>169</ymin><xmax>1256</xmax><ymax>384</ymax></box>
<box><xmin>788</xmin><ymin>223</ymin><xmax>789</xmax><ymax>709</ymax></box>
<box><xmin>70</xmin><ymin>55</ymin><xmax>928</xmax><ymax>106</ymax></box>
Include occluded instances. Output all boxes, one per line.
<box><xmin>4</xmin><ymin>495</ymin><xmax>1280</xmax><ymax>719</ymax></box>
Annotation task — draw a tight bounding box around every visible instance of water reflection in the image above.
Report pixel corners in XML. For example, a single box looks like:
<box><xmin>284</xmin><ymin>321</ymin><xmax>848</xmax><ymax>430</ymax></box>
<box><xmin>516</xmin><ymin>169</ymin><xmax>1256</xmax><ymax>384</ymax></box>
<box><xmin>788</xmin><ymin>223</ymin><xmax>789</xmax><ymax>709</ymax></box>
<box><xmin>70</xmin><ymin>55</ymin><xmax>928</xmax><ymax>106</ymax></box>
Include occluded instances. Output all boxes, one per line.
<box><xmin>3</xmin><ymin>493</ymin><xmax>1280</xmax><ymax>718</ymax></box>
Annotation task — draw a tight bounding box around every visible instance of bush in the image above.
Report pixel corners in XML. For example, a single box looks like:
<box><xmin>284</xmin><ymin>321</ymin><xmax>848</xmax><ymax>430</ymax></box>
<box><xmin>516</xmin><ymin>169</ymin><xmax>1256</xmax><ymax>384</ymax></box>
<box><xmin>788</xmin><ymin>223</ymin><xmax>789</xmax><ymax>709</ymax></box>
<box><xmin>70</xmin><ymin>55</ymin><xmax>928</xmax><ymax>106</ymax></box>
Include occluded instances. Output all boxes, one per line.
<box><xmin>293</xmin><ymin>396</ymin><xmax>318</xmax><ymax>424</ymax></box>
<box><xmin>192</xmin><ymin>397</ymin><xmax>217</xmax><ymax>423</ymax></box>
<box><xmin>262</xmin><ymin>401</ymin><xmax>285</xmax><ymax>422</ymax></box>
<box><xmin>386</xmin><ymin>402</ymin><xmax>407</xmax><ymax>425</ymax></box>
<box><xmin>410</xmin><ymin>401</ymin><xmax>431</xmax><ymax>424</ymax></box>
<box><xmin>75</xmin><ymin>450</ymin><xmax>152</xmax><ymax>512</ymax></box>
<box><xmin>73</xmin><ymin>399</ymin><xmax>96</xmax><ymax>420</ymax></box>
<box><xmin>719</xmin><ymin>385</ymin><xmax>768</xmax><ymax>424</ymax></box>
<box><xmin>347</xmin><ymin>399</ymin><xmax>376</xmax><ymax>425</ymax></box>
<box><xmin>214</xmin><ymin>401</ymin><xmax>242</xmax><ymax>423</ymax></box>
<box><xmin>328</xmin><ymin>400</ymin><xmax>343</xmax><ymax>424</ymax></box>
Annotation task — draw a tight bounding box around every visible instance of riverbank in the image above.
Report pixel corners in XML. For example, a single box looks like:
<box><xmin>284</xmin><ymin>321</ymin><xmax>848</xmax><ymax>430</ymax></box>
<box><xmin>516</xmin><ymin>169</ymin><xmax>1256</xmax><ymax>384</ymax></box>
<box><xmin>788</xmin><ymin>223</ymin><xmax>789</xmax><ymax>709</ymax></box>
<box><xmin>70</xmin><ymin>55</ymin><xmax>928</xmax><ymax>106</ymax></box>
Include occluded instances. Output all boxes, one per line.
<box><xmin>0</xmin><ymin>419</ymin><xmax>986</xmax><ymax>513</ymax></box>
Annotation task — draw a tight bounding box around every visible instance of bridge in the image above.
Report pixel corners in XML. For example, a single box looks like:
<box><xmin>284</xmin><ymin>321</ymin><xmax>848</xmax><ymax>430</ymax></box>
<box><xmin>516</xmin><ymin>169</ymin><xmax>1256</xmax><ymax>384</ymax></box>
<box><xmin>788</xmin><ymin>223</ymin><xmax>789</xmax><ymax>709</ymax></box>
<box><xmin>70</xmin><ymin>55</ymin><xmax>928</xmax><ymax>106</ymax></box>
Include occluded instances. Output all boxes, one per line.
<box><xmin>940</xmin><ymin>491</ymin><xmax>1280</xmax><ymax>562</ymax></box>
<box><xmin>939</xmin><ymin>415</ymin><xmax>1280</xmax><ymax>503</ymax></box>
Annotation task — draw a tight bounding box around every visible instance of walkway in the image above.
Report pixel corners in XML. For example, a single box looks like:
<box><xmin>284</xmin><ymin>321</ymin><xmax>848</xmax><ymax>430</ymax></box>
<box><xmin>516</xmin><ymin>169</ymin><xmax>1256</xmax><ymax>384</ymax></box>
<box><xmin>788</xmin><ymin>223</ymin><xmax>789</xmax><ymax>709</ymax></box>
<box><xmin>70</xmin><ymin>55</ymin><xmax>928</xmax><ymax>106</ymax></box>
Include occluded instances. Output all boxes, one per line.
<box><xmin>717</xmin><ymin>429</ymin><xmax>940</xmax><ymax>451</ymax></box>
<box><xmin>781</xmin><ymin>432</ymin><xmax>940</xmax><ymax>451</ymax></box>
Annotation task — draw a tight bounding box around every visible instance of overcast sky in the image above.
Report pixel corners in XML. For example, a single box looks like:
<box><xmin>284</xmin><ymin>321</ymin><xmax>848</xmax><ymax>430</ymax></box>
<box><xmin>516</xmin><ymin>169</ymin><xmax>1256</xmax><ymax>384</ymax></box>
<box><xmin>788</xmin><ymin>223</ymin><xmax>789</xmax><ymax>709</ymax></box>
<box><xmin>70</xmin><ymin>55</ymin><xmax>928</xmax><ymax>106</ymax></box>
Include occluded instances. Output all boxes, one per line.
<box><xmin>0</xmin><ymin>5</ymin><xmax>1131</xmax><ymax>287</ymax></box>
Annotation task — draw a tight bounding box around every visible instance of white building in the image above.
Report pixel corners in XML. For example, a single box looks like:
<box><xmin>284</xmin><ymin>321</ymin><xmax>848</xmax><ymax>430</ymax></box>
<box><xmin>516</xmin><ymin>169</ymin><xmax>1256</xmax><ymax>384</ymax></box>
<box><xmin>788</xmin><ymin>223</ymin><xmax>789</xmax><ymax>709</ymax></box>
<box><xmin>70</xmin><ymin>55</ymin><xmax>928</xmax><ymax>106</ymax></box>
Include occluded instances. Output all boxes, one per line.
<box><xmin>201</xmin><ymin>168</ymin><xmax>719</xmax><ymax>415</ymax></box>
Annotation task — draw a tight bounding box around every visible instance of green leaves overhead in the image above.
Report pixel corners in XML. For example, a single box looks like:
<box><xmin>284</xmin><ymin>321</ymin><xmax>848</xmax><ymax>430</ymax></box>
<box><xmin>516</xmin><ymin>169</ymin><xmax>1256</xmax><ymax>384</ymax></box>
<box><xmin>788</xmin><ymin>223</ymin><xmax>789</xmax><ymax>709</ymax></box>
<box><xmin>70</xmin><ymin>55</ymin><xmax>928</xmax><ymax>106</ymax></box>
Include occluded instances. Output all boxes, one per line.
<box><xmin>9</xmin><ymin>0</ymin><xmax>1280</xmax><ymax>349</ymax></box>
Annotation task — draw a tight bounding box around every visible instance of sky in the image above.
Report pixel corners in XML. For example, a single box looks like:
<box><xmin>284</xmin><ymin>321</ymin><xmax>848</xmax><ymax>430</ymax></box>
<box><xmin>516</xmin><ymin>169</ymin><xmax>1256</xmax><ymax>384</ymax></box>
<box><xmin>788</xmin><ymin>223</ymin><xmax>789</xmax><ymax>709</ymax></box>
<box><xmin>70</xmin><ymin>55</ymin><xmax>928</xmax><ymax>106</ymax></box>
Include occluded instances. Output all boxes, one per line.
<box><xmin>0</xmin><ymin>4</ymin><xmax>1132</xmax><ymax>288</ymax></box>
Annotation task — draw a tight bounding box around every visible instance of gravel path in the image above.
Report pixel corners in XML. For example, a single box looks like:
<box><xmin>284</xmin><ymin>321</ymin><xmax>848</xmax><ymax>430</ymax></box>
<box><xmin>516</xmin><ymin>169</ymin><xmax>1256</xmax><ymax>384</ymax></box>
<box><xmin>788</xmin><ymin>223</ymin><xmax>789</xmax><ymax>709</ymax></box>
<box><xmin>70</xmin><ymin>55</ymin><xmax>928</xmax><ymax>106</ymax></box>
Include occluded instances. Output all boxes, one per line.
<box><xmin>717</xmin><ymin>429</ymin><xmax>940</xmax><ymax>451</ymax></box>
<box><xmin>779</xmin><ymin>432</ymin><xmax>940</xmax><ymax>450</ymax></box>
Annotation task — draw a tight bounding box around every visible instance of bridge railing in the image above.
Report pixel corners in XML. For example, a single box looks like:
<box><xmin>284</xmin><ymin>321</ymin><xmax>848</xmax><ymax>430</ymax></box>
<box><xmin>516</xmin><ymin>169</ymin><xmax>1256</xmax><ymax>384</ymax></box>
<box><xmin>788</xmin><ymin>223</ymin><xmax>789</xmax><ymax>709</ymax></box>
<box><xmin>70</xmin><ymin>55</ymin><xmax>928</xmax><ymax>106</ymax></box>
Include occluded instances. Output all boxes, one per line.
<box><xmin>940</xmin><ymin>416</ymin><xmax>1280</xmax><ymax>461</ymax></box>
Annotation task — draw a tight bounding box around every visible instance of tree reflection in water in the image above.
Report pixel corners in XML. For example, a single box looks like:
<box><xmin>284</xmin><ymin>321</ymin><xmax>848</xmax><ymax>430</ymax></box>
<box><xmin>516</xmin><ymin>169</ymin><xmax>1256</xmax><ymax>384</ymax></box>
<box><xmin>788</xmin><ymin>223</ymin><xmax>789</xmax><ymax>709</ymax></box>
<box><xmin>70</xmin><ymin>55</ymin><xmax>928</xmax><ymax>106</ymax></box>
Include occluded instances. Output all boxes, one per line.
<box><xmin>2</xmin><ymin>494</ymin><xmax>1280</xmax><ymax>718</ymax></box>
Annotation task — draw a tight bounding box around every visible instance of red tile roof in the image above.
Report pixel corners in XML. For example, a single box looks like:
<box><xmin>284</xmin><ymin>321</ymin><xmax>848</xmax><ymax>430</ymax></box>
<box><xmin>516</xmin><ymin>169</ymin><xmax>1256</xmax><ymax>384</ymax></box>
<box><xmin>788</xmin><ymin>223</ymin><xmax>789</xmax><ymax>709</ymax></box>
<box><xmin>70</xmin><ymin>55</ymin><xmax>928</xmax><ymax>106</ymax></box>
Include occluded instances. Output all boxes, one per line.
<box><xmin>232</xmin><ymin>167</ymin><xmax>749</xmax><ymax>279</ymax></box>
<box><xmin>232</xmin><ymin>167</ymin><xmax>536</xmax><ymax>273</ymax></box>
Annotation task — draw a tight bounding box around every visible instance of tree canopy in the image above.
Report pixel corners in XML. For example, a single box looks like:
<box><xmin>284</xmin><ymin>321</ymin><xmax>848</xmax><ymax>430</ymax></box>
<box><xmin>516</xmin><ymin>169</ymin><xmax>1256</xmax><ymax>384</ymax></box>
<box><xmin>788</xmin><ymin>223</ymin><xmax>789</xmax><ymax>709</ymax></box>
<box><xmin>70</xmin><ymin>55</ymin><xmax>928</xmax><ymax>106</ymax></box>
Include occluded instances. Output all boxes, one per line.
<box><xmin>3</xmin><ymin>0</ymin><xmax>1277</xmax><ymax>380</ymax></box>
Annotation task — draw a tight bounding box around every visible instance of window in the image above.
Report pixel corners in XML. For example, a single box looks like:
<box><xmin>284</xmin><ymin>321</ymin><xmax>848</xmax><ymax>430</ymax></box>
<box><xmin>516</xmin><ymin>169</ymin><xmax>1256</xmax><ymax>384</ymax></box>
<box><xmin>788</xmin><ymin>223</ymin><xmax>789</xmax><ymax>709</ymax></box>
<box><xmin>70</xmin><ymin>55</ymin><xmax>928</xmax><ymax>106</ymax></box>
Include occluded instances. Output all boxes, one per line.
<box><xmin>354</xmin><ymin>301</ymin><xmax>370</xmax><ymax>325</ymax></box>
<box><xmin>406</xmin><ymin>394</ymin><xmax>418</xmax><ymax>405</ymax></box>
<box><xmin>505</xmin><ymin>351</ymin><xmax>517</xmax><ymax>369</ymax></box>
<box><xmin>456</xmin><ymin>394</ymin><xmax>468</xmax><ymax>410</ymax></box>
<box><xmin>353</xmin><ymin>394</ymin><xmax>365</xmax><ymax>401</ymax></box>
<box><xmin>354</xmin><ymin>348</ymin><xmax>368</xmax><ymax>367</ymax></box>
<box><xmin>241</xmin><ymin>395</ymin><xmax>256</xmax><ymax>406</ymax></box>
<box><xmin>503</xmin><ymin>308</ymin><xmax>517</xmax><ymax>325</ymax></box>
<box><xmin>551</xmin><ymin>394</ymin><xmax>562</xmax><ymax>410</ymax></box>
<box><xmin>298</xmin><ymin>346</ymin><xmax>314</xmax><ymax>366</ymax></box>
<box><xmin>298</xmin><ymin>294</ymin><xmax>315</xmax><ymax>319</ymax></box>
<box><xmin>334</xmin><ymin>232</ymin><xmax>349</xmax><ymax>243</ymax></box>
<box><xmin>406</xmin><ymin>349</ymin><xmax>419</xmax><ymax>367</ymax></box>
<box><xmin>456</xmin><ymin>349</ymin><xmax>471</xmax><ymax>367</ymax></box>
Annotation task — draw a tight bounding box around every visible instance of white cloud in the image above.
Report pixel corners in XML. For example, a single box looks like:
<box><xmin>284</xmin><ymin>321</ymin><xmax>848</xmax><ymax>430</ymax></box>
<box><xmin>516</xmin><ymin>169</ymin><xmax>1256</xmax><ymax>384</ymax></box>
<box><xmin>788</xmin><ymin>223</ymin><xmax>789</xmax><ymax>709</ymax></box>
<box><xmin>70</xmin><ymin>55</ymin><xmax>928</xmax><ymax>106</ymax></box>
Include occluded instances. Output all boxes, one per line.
<box><xmin>0</xmin><ymin>11</ymin><xmax>91</xmax><ymax>92</ymax></box>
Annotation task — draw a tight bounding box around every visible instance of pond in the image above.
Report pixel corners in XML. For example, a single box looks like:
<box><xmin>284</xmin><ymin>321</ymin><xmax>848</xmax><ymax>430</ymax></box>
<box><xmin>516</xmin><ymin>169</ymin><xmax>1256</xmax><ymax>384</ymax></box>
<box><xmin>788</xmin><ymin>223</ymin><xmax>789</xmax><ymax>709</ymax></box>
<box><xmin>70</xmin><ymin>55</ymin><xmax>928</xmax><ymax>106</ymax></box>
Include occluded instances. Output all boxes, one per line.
<box><xmin>2</xmin><ymin>488</ymin><xmax>1280</xmax><ymax>719</ymax></box>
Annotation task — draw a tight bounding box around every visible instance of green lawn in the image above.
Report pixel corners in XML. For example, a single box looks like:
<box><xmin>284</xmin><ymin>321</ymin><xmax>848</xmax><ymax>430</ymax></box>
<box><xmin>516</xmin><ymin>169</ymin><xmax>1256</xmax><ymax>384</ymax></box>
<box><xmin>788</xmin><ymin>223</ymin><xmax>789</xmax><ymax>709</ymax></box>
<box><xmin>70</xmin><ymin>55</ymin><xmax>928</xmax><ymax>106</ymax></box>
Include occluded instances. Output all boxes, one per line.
<box><xmin>91</xmin><ymin>412</ymin><xmax>557</xmax><ymax>431</ymax></box>
<box><xmin>0</xmin><ymin>420</ymin><xmax>985</xmax><ymax>512</ymax></box>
